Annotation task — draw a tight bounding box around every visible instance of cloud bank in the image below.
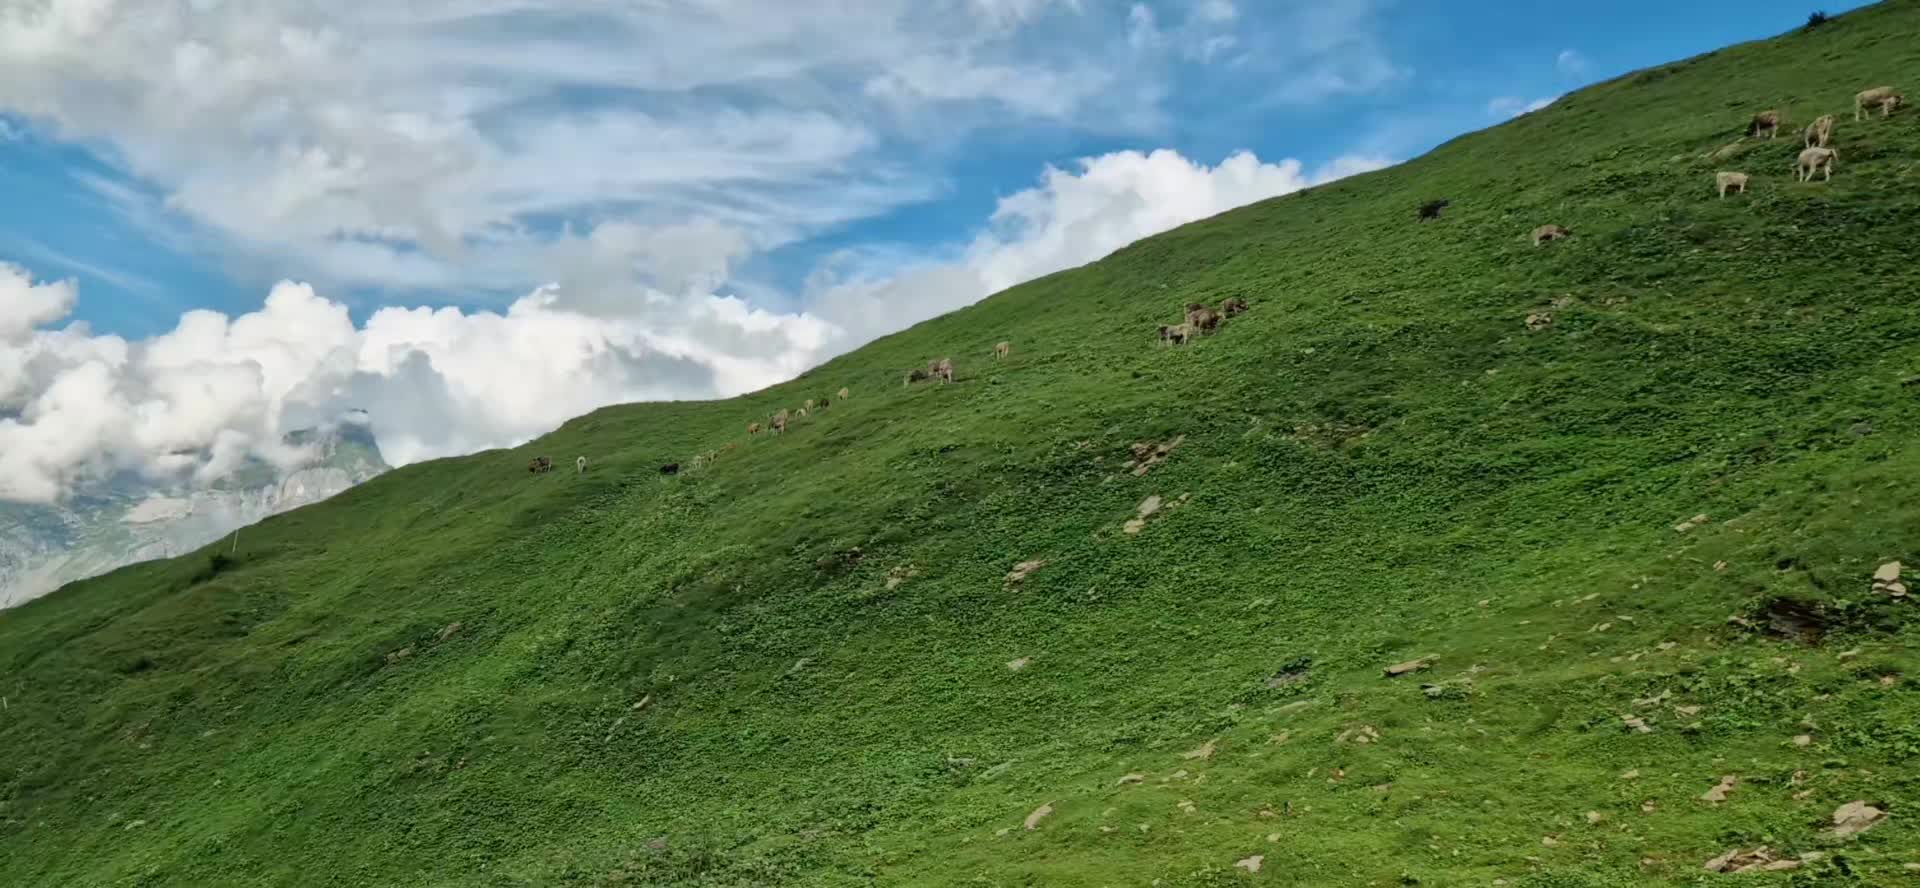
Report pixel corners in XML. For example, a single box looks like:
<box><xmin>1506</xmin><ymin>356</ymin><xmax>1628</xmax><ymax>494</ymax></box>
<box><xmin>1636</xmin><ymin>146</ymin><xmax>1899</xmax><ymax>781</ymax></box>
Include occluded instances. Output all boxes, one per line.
<box><xmin>0</xmin><ymin>147</ymin><xmax>1386</xmax><ymax>503</ymax></box>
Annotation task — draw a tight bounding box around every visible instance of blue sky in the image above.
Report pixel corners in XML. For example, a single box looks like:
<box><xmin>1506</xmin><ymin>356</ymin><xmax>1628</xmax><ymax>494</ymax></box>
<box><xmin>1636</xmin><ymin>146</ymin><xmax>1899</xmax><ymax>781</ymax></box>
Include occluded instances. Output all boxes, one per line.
<box><xmin>1</xmin><ymin>0</ymin><xmax>1871</xmax><ymax>339</ymax></box>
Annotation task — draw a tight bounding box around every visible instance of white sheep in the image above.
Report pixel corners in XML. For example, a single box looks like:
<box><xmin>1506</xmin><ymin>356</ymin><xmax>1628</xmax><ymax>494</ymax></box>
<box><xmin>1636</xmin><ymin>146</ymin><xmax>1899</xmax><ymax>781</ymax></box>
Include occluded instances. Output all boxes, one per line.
<box><xmin>1795</xmin><ymin>146</ymin><xmax>1837</xmax><ymax>182</ymax></box>
<box><xmin>1715</xmin><ymin>171</ymin><xmax>1750</xmax><ymax>198</ymax></box>
<box><xmin>1855</xmin><ymin>86</ymin><xmax>1904</xmax><ymax>121</ymax></box>
<box><xmin>1804</xmin><ymin>114</ymin><xmax>1835</xmax><ymax>148</ymax></box>
<box><xmin>576</xmin><ymin>456</ymin><xmax>588</xmax><ymax>474</ymax></box>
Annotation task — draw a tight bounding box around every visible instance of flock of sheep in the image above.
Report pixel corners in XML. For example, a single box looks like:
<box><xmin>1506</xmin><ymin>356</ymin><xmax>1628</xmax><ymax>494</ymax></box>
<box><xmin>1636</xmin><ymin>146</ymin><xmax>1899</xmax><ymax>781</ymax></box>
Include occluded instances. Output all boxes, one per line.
<box><xmin>529</xmin><ymin>83</ymin><xmax>1905</xmax><ymax>484</ymax></box>
<box><xmin>1518</xmin><ymin>84</ymin><xmax>1904</xmax><ymax>249</ymax></box>
<box><xmin>1728</xmin><ymin>84</ymin><xmax>1904</xmax><ymax>193</ymax></box>
<box><xmin>1158</xmin><ymin>296</ymin><xmax>1249</xmax><ymax>346</ymax></box>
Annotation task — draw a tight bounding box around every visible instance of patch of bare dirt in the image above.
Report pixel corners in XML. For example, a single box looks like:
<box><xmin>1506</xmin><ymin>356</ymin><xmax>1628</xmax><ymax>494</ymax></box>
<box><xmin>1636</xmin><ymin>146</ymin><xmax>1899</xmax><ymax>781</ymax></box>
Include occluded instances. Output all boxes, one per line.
<box><xmin>1703</xmin><ymin>847</ymin><xmax>1818</xmax><ymax>873</ymax></box>
<box><xmin>1180</xmin><ymin>738</ymin><xmax>1218</xmax><ymax>761</ymax></box>
<box><xmin>1384</xmin><ymin>656</ymin><xmax>1436</xmax><ymax>677</ymax></box>
<box><xmin>1023</xmin><ymin>803</ymin><xmax>1054</xmax><ymax>830</ymax></box>
<box><xmin>885</xmin><ymin>564</ymin><xmax>919</xmax><ymax>591</ymax></box>
<box><xmin>1005</xmin><ymin>559</ymin><xmax>1047</xmax><ymax>586</ymax></box>
<box><xmin>1123</xmin><ymin>435</ymin><xmax>1186</xmax><ymax>476</ymax></box>
<box><xmin>1824</xmin><ymin>801</ymin><xmax>1886</xmax><ymax>838</ymax></box>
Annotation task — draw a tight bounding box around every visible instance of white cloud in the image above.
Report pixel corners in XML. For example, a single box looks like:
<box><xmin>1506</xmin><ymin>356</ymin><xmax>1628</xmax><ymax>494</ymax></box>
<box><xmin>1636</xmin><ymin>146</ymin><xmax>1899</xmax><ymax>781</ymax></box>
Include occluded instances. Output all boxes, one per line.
<box><xmin>0</xmin><ymin>2</ymin><xmax>1402</xmax><ymax>300</ymax></box>
<box><xmin>0</xmin><ymin>145</ymin><xmax>1390</xmax><ymax>503</ymax></box>
<box><xmin>1487</xmin><ymin>95</ymin><xmax>1558</xmax><ymax>118</ymax></box>
<box><xmin>807</xmin><ymin>148</ymin><xmax>1391</xmax><ymax>343</ymax></box>
<box><xmin>0</xmin><ymin>262</ymin><xmax>77</xmax><ymax>344</ymax></box>
<box><xmin>1556</xmin><ymin>49</ymin><xmax>1590</xmax><ymax>76</ymax></box>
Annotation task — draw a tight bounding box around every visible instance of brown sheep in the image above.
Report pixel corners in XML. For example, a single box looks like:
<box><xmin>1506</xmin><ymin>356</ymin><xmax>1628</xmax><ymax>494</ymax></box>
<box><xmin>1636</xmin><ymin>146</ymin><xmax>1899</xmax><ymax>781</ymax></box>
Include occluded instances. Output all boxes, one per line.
<box><xmin>527</xmin><ymin>456</ymin><xmax>553</xmax><ymax>473</ymax></box>
<box><xmin>904</xmin><ymin>368</ymin><xmax>930</xmax><ymax>386</ymax></box>
<box><xmin>1220</xmin><ymin>296</ymin><xmax>1249</xmax><ymax>317</ymax></box>
<box><xmin>747</xmin><ymin>421</ymin><xmax>762</xmax><ymax>436</ymax></box>
<box><xmin>1804</xmin><ymin>114</ymin><xmax>1835</xmax><ymax>148</ymax></box>
<box><xmin>1186</xmin><ymin>305</ymin><xmax>1222</xmax><ymax>334</ymax></box>
<box><xmin>1531</xmin><ymin>224</ymin><xmax>1572</xmax><ymax>246</ymax></box>
<box><xmin>1714</xmin><ymin>171</ymin><xmax>1750</xmax><ymax>198</ymax></box>
<box><xmin>934</xmin><ymin>358</ymin><xmax>956</xmax><ymax>384</ymax></box>
<box><xmin>1747</xmin><ymin>109</ymin><xmax>1782</xmax><ymax>139</ymax></box>
<box><xmin>771</xmin><ymin>409</ymin><xmax>790</xmax><ymax>434</ymax></box>
<box><xmin>1855</xmin><ymin>86</ymin><xmax>1904</xmax><ymax>121</ymax></box>
<box><xmin>994</xmin><ymin>341</ymin><xmax>1012</xmax><ymax>360</ymax></box>
<box><xmin>837</xmin><ymin>386</ymin><xmax>850</xmax><ymax>401</ymax></box>
<box><xmin>1796</xmin><ymin>146</ymin><xmax>1837</xmax><ymax>182</ymax></box>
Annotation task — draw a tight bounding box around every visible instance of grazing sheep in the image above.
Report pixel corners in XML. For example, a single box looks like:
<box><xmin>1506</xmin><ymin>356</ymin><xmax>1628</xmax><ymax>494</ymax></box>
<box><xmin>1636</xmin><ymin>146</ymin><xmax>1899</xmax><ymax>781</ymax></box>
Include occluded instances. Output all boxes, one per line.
<box><xmin>1220</xmin><ymin>296</ymin><xmax>1249</xmax><ymax>317</ymax></box>
<box><xmin>1796</xmin><ymin>146</ymin><xmax>1838</xmax><ymax>182</ymax></box>
<box><xmin>1855</xmin><ymin>86</ymin><xmax>1904</xmax><ymax>120</ymax></box>
<box><xmin>692</xmin><ymin>453</ymin><xmax>706</xmax><ymax>470</ymax></box>
<box><xmin>904</xmin><ymin>368</ymin><xmax>930</xmax><ymax>386</ymax></box>
<box><xmin>797</xmin><ymin>407</ymin><xmax>808</xmax><ymax>418</ymax></box>
<box><xmin>1186</xmin><ymin>305</ymin><xmax>1222</xmax><ymax>334</ymax></box>
<box><xmin>527</xmin><ymin>456</ymin><xmax>553</xmax><ymax>474</ymax></box>
<box><xmin>748</xmin><ymin>421</ymin><xmax>762</xmax><ymax>436</ymax></box>
<box><xmin>659</xmin><ymin>463</ymin><xmax>679</xmax><ymax>476</ymax></box>
<box><xmin>1747</xmin><ymin>109</ymin><xmax>1782</xmax><ymax>139</ymax></box>
<box><xmin>771</xmin><ymin>409</ymin><xmax>790</xmax><ymax>434</ymax></box>
<box><xmin>837</xmin><ymin>387</ymin><xmax>850</xmax><ymax>401</ymax></box>
<box><xmin>721</xmin><ymin>442</ymin><xmax>738</xmax><ymax>454</ymax></box>
<box><xmin>994</xmin><ymin>341</ymin><xmax>1012</xmax><ymax>360</ymax></box>
<box><xmin>934</xmin><ymin>358</ymin><xmax>956</xmax><ymax>384</ymax></box>
<box><xmin>804</xmin><ymin>399</ymin><xmax>815</xmax><ymax>411</ymax></box>
<box><xmin>1715</xmin><ymin>171</ymin><xmax>1750</xmax><ymax>198</ymax></box>
<box><xmin>1531</xmin><ymin>224</ymin><xmax>1572</xmax><ymax>246</ymax></box>
<box><xmin>1157</xmin><ymin>323</ymin><xmax>1191</xmax><ymax>347</ymax></box>
<box><xmin>576</xmin><ymin>456</ymin><xmax>588</xmax><ymax>474</ymax></box>
<box><xmin>1417</xmin><ymin>199</ymin><xmax>1449</xmax><ymax>221</ymax></box>
<box><xmin>818</xmin><ymin>397</ymin><xmax>831</xmax><ymax>410</ymax></box>
<box><xmin>1804</xmin><ymin>114</ymin><xmax>1835</xmax><ymax>148</ymax></box>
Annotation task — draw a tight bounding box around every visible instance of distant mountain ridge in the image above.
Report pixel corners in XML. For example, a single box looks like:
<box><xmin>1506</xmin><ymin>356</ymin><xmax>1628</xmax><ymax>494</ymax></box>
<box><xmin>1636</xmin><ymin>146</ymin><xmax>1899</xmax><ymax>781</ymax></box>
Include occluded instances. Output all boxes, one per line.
<box><xmin>0</xmin><ymin>418</ymin><xmax>388</xmax><ymax>608</ymax></box>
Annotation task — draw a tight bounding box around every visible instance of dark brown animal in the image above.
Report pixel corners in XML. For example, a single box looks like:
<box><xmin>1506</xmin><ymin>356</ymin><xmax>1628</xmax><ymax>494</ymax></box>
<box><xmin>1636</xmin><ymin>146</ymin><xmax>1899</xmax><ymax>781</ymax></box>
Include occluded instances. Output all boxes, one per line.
<box><xmin>659</xmin><ymin>463</ymin><xmax>679</xmax><ymax>475</ymax></box>
<box><xmin>1417</xmin><ymin>199</ymin><xmax>1449</xmax><ymax>221</ymax></box>
<box><xmin>1186</xmin><ymin>305</ymin><xmax>1222</xmax><ymax>334</ymax></box>
<box><xmin>1220</xmin><ymin>296</ymin><xmax>1249</xmax><ymax>317</ymax></box>
<box><xmin>1531</xmin><ymin>224</ymin><xmax>1572</xmax><ymax>246</ymax></box>
<box><xmin>904</xmin><ymin>368</ymin><xmax>930</xmax><ymax>386</ymax></box>
<box><xmin>527</xmin><ymin>456</ymin><xmax>553</xmax><ymax>474</ymax></box>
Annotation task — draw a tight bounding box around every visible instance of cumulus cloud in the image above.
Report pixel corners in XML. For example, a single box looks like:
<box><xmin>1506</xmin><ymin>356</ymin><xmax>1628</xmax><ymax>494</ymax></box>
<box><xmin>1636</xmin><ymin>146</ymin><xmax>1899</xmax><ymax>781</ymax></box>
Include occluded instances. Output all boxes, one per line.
<box><xmin>1487</xmin><ymin>95</ymin><xmax>1559</xmax><ymax>118</ymax></box>
<box><xmin>808</xmin><ymin>148</ymin><xmax>1391</xmax><ymax>343</ymax></box>
<box><xmin>0</xmin><ymin>146</ymin><xmax>1389</xmax><ymax>503</ymax></box>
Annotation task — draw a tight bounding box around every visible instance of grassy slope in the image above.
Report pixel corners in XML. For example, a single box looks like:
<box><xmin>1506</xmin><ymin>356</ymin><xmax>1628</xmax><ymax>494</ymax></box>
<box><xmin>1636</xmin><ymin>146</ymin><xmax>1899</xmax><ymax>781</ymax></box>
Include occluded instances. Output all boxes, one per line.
<box><xmin>7</xmin><ymin>5</ymin><xmax>1920</xmax><ymax>886</ymax></box>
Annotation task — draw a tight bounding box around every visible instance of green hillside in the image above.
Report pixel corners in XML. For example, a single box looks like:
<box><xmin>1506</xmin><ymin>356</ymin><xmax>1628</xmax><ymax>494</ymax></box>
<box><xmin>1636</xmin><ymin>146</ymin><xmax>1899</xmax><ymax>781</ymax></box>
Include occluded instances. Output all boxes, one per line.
<box><xmin>6</xmin><ymin>5</ymin><xmax>1920</xmax><ymax>885</ymax></box>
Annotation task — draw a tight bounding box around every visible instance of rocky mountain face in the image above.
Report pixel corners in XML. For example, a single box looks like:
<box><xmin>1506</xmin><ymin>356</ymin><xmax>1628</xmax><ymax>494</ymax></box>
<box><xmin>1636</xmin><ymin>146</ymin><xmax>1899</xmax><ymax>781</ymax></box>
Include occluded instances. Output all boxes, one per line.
<box><xmin>0</xmin><ymin>420</ymin><xmax>388</xmax><ymax>608</ymax></box>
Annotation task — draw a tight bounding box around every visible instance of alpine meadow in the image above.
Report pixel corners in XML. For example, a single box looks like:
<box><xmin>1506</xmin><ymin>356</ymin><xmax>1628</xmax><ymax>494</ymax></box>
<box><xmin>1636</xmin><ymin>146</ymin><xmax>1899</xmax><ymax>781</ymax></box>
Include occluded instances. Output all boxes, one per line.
<box><xmin>7</xmin><ymin>4</ymin><xmax>1920</xmax><ymax>886</ymax></box>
